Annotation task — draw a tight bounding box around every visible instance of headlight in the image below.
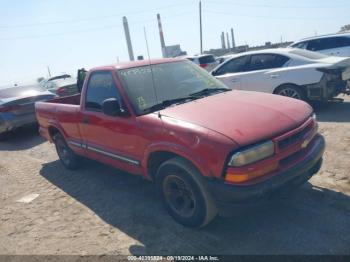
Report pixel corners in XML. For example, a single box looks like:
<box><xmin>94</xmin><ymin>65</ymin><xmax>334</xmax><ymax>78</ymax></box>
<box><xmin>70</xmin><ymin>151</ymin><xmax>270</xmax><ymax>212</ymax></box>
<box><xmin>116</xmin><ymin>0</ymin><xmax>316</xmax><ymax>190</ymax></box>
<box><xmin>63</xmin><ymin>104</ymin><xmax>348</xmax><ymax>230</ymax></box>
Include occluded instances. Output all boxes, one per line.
<box><xmin>228</xmin><ymin>140</ymin><xmax>274</xmax><ymax>167</ymax></box>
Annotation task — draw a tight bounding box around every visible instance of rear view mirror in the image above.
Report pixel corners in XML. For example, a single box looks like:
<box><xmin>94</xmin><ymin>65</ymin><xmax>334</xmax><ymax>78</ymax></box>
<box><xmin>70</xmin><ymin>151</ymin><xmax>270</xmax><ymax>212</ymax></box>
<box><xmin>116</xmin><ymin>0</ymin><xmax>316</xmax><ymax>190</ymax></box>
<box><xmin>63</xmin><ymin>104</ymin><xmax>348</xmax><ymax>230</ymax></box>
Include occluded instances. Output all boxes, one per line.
<box><xmin>102</xmin><ymin>98</ymin><xmax>123</xmax><ymax>117</ymax></box>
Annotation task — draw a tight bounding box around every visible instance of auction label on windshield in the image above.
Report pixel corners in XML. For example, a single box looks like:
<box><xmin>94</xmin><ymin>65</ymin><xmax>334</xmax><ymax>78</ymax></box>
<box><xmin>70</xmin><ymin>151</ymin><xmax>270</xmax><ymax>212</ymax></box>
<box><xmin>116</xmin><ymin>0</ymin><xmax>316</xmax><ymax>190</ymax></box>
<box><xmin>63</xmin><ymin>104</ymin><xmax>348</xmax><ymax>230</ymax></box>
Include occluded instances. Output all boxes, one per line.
<box><xmin>127</xmin><ymin>255</ymin><xmax>220</xmax><ymax>261</ymax></box>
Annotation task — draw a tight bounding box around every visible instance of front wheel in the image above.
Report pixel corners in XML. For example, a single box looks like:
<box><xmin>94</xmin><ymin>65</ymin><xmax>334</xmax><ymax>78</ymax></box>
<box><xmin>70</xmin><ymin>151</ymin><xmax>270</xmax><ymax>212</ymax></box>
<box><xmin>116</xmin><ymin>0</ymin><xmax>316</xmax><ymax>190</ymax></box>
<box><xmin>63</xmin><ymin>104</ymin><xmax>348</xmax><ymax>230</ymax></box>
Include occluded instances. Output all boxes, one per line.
<box><xmin>275</xmin><ymin>85</ymin><xmax>306</xmax><ymax>101</ymax></box>
<box><xmin>156</xmin><ymin>157</ymin><xmax>217</xmax><ymax>228</ymax></box>
<box><xmin>0</xmin><ymin>132</ymin><xmax>8</xmax><ymax>141</ymax></box>
<box><xmin>54</xmin><ymin>133</ymin><xmax>80</xmax><ymax>170</ymax></box>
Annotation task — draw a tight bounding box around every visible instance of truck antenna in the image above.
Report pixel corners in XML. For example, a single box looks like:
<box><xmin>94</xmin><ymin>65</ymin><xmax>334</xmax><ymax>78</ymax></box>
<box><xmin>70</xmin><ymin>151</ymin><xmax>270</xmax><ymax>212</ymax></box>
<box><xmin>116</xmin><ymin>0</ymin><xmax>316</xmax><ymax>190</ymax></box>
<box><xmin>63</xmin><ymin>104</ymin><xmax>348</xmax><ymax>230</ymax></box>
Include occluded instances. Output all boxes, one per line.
<box><xmin>143</xmin><ymin>26</ymin><xmax>161</xmax><ymax>118</ymax></box>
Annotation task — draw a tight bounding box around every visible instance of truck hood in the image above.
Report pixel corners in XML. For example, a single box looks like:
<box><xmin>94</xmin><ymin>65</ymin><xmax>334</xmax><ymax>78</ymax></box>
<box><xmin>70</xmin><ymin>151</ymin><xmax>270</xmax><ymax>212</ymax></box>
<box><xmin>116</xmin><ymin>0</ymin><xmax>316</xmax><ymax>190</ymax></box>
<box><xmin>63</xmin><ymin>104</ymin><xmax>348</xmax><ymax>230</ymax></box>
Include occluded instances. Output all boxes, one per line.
<box><xmin>160</xmin><ymin>91</ymin><xmax>312</xmax><ymax>146</ymax></box>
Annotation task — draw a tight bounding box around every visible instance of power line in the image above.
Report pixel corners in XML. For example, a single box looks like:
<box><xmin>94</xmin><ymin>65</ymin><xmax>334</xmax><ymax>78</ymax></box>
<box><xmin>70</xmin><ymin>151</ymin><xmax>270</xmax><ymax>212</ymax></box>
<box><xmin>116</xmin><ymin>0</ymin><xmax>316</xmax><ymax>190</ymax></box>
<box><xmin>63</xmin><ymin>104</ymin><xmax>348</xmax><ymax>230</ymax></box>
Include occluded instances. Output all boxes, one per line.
<box><xmin>0</xmin><ymin>2</ymin><xmax>190</xmax><ymax>29</ymax></box>
<box><xmin>0</xmin><ymin>12</ymin><xmax>193</xmax><ymax>41</ymax></box>
<box><xmin>203</xmin><ymin>9</ymin><xmax>348</xmax><ymax>20</ymax></box>
<box><xmin>205</xmin><ymin>0</ymin><xmax>349</xmax><ymax>9</ymax></box>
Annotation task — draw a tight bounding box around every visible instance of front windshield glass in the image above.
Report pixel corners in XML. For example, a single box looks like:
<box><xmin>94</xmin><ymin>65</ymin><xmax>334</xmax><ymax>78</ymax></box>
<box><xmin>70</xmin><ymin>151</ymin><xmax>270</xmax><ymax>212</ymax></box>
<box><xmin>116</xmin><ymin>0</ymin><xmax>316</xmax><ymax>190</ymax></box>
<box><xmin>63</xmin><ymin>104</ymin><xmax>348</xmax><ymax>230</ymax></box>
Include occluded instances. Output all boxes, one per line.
<box><xmin>117</xmin><ymin>60</ymin><xmax>228</xmax><ymax>115</ymax></box>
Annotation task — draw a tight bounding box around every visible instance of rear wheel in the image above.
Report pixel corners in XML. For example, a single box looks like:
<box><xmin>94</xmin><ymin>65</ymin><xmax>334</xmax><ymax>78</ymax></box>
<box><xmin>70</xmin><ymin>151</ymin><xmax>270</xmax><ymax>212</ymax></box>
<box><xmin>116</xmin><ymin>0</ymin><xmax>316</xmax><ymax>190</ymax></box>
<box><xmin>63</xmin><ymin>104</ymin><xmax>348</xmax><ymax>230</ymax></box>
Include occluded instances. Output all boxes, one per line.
<box><xmin>275</xmin><ymin>84</ymin><xmax>306</xmax><ymax>101</ymax></box>
<box><xmin>53</xmin><ymin>133</ymin><xmax>80</xmax><ymax>170</ymax></box>
<box><xmin>156</xmin><ymin>157</ymin><xmax>217</xmax><ymax>228</ymax></box>
<box><xmin>0</xmin><ymin>132</ymin><xmax>8</xmax><ymax>141</ymax></box>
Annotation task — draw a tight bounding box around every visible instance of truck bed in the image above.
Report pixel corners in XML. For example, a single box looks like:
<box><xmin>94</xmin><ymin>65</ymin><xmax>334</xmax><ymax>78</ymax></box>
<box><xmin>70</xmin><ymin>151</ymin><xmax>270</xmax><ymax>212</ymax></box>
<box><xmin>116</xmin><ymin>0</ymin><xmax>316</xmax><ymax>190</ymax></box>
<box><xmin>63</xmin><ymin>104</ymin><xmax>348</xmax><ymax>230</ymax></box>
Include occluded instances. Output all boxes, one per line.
<box><xmin>47</xmin><ymin>93</ymin><xmax>81</xmax><ymax>105</ymax></box>
<box><xmin>35</xmin><ymin>93</ymin><xmax>82</xmax><ymax>141</ymax></box>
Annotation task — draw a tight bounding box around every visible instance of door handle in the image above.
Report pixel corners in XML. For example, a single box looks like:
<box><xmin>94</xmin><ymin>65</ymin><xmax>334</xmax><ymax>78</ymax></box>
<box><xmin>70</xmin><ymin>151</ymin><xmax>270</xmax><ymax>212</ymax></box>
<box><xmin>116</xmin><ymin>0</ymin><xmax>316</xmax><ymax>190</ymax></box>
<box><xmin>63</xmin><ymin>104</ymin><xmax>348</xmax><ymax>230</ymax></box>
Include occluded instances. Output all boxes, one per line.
<box><xmin>82</xmin><ymin>116</ymin><xmax>90</xmax><ymax>124</ymax></box>
<box><xmin>270</xmin><ymin>74</ymin><xmax>279</xmax><ymax>78</ymax></box>
<box><xmin>231</xmin><ymin>78</ymin><xmax>240</xmax><ymax>83</ymax></box>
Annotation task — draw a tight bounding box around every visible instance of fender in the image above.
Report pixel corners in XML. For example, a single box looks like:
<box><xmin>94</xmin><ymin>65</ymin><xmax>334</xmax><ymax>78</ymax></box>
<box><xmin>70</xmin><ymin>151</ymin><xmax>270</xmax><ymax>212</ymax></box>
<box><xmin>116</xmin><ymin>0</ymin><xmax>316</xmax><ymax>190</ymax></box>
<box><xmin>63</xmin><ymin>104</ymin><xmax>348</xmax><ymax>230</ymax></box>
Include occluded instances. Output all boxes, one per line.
<box><xmin>141</xmin><ymin>141</ymin><xmax>213</xmax><ymax>180</ymax></box>
<box><xmin>47</xmin><ymin>120</ymin><xmax>68</xmax><ymax>142</ymax></box>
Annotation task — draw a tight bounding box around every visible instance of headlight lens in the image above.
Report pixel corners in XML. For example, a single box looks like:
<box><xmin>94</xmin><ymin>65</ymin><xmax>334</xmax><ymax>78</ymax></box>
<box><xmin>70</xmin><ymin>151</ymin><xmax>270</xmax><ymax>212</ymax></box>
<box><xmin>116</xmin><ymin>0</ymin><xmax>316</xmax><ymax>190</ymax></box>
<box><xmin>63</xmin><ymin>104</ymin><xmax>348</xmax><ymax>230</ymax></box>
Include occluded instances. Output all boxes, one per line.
<box><xmin>228</xmin><ymin>140</ymin><xmax>274</xmax><ymax>167</ymax></box>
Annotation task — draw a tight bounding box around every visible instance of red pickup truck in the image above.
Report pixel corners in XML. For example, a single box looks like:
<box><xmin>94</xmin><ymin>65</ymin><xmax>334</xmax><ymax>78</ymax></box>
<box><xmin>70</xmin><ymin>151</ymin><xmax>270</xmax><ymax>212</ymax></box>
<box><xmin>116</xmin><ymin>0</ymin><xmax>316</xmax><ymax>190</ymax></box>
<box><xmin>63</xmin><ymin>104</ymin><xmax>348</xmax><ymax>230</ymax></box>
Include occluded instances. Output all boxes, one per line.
<box><xmin>36</xmin><ymin>58</ymin><xmax>325</xmax><ymax>227</ymax></box>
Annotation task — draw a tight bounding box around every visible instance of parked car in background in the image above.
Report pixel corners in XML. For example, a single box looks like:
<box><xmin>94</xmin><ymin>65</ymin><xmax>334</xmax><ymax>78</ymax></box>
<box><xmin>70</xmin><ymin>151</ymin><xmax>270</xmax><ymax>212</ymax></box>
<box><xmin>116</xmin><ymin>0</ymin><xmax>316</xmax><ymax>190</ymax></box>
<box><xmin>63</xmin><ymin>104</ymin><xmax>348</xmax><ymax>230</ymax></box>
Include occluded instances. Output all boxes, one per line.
<box><xmin>186</xmin><ymin>54</ymin><xmax>219</xmax><ymax>71</ymax></box>
<box><xmin>216</xmin><ymin>54</ymin><xmax>234</xmax><ymax>64</ymax></box>
<box><xmin>40</xmin><ymin>77</ymin><xmax>78</xmax><ymax>97</ymax></box>
<box><xmin>48</xmin><ymin>74</ymin><xmax>72</xmax><ymax>81</ymax></box>
<box><xmin>290</xmin><ymin>33</ymin><xmax>350</xmax><ymax>57</ymax></box>
<box><xmin>36</xmin><ymin>58</ymin><xmax>325</xmax><ymax>227</ymax></box>
<box><xmin>211</xmin><ymin>48</ymin><xmax>350</xmax><ymax>101</ymax></box>
<box><xmin>0</xmin><ymin>85</ymin><xmax>56</xmax><ymax>139</ymax></box>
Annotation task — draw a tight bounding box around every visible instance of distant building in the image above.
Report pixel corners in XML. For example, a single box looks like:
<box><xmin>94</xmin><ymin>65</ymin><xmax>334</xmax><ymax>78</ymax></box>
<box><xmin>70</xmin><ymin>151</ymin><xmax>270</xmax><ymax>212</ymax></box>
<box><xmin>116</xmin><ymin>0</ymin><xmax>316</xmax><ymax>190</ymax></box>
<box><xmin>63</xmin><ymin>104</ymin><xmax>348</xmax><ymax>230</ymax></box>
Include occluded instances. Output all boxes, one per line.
<box><xmin>164</xmin><ymin>45</ymin><xmax>187</xmax><ymax>57</ymax></box>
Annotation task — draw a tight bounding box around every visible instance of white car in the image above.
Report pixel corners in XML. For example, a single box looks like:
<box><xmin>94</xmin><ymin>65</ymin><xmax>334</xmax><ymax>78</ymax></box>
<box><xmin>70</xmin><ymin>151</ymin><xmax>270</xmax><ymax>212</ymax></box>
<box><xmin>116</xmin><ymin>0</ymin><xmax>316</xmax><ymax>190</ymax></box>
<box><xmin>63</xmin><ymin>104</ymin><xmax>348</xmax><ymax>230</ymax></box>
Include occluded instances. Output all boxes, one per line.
<box><xmin>211</xmin><ymin>48</ymin><xmax>350</xmax><ymax>101</ymax></box>
<box><xmin>290</xmin><ymin>33</ymin><xmax>350</xmax><ymax>57</ymax></box>
<box><xmin>186</xmin><ymin>54</ymin><xmax>219</xmax><ymax>71</ymax></box>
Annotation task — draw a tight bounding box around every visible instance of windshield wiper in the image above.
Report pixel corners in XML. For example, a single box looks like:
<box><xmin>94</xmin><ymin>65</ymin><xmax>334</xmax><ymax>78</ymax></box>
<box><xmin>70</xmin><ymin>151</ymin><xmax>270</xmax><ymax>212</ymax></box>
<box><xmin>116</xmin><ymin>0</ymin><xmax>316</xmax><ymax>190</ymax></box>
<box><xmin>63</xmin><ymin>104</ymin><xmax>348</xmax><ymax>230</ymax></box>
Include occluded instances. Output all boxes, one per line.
<box><xmin>144</xmin><ymin>96</ymin><xmax>198</xmax><ymax>112</ymax></box>
<box><xmin>189</xmin><ymin>87</ymin><xmax>230</xmax><ymax>97</ymax></box>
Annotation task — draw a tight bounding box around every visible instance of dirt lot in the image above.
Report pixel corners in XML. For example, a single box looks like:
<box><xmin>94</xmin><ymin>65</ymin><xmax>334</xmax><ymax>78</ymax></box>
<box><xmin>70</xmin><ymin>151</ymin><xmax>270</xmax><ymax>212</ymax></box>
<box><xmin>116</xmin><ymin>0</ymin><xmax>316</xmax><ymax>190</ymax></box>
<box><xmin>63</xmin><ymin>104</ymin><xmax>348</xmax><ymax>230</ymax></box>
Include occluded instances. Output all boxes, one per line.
<box><xmin>0</xmin><ymin>97</ymin><xmax>350</xmax><ymax>255</ymax></box>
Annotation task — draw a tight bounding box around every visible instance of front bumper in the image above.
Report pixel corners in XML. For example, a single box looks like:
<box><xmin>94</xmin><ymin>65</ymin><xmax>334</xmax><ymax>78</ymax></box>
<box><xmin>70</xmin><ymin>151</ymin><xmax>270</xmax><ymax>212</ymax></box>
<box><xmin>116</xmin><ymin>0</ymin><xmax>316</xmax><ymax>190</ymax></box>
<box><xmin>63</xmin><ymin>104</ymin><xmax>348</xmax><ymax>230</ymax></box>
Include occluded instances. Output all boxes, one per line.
<box><xmin>206</xmin><ymin>135</ymin><xmax>325</xmax><ymax>207</ymax></box>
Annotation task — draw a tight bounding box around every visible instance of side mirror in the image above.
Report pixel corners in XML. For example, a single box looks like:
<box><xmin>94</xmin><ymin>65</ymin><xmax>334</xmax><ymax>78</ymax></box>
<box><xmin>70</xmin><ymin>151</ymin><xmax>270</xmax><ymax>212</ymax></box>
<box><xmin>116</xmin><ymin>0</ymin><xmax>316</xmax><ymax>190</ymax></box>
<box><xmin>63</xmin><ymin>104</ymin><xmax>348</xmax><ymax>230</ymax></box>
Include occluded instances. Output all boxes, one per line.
<box><xmin>211</xmin><ymin>70</ymin><xmax>217</xmax><ymax>76</ymax></box>
<box><xmin>102</xmin><ymin>98</ymin><xmax>123</xmax><ymax>117</ymax></box>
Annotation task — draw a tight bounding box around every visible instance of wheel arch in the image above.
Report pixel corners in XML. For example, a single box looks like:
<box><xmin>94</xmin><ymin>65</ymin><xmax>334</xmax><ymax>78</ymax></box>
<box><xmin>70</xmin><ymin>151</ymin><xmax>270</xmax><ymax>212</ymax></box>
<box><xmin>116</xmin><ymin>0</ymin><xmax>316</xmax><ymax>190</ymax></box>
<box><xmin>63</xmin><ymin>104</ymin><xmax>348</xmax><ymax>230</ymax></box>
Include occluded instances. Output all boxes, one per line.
<box><xmin>144</xmin><ymin>146</ymin><xmax>211</xmax><ymax>182</ymax></box>
<box><xmin>47</xmin><ymin>124</ymin><xmax>66</xmax><ymax>142</ymax></box>
<box><xmin>273</xmin><ymin>83</ymin><xmax>303</xmax><ymax>94</ymax></box>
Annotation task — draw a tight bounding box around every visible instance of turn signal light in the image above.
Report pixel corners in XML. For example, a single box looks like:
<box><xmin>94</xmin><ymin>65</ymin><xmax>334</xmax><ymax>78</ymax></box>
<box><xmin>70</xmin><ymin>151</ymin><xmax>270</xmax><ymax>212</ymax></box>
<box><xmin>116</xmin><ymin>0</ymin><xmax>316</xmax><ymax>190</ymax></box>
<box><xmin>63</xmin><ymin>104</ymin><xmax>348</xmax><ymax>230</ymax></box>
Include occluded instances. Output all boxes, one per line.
<box><xmin>225</xmin><ymin>163</ymin><xmax>278</xmax><ymax>183</ymax></box>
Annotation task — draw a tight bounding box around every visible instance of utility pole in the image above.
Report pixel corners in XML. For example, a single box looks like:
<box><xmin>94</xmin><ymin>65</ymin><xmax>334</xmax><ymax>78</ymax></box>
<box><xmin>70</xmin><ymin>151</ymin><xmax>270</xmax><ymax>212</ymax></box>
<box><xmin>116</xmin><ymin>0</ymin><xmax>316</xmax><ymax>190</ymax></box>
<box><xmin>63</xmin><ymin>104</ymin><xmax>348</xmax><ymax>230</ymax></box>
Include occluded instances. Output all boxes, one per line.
<box><xmin>199</xmin><ymin>0</ymin><xmax>203</xmax><ymax>54</ymax></box>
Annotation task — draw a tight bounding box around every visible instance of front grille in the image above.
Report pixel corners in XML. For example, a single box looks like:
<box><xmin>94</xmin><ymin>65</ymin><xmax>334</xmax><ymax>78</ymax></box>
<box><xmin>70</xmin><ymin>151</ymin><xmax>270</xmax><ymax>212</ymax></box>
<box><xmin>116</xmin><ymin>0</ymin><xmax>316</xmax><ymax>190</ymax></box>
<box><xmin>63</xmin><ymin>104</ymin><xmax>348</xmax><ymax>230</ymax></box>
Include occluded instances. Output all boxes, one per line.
<box><xmin>278</xmin><ymin>121</ymin><xmax>313</xmax><ymax>150</ymax></box>
<box><xmin>279</xmin><ymin>148</ymin><xmax>305</xmax><ymax>167</ymax></box>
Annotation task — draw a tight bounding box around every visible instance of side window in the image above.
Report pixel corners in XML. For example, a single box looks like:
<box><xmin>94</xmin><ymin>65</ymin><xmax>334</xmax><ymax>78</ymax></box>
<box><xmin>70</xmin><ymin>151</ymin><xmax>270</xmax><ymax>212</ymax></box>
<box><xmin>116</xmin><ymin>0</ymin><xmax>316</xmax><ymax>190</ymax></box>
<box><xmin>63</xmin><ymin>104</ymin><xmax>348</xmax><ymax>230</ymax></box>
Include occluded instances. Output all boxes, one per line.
<box><xmin>46</xmin><ymin>82</ymin><xmax>56</xmax><ymax>89</ymax></box>
<box><xmin>333</xmin><ymin>37</ymin><xmax>350</xmax><ymax>48</ymax></box>
<box><xmin>215</xmin><ymin>56</ymin><xmax>248</xmax><ymax>75</ymax></box>
<box><xmin>248</xmin><ymin>54</ymin><xmax>289</xmax><ymax>71</ymax></box>
<box><xmin>292</xmin><ymin>41</ymin><xmax>308</xmax><ymax>49</ymax></box>
<box><xmin>199</xmin><ymin>55</ymin><xmax>215</xmax><ymax>64</ymax></box>
<box><xmin>307</xmin><ymin>38</ymin><xmax>336</xmax><ymax>51</ymax></box>
<box><xmin>307</xmin><ymin>39</ymin><xmax>323</xmax><ymax>51</ymax></box>
<box><xmin>274</xmin><ymin>55</ymin><xmax>290</xmax><ymax>67</ymax></box>
<box><xmin>85</xmin><ymin>71</ymin><xmax>121</xmax><ymax>111</ymax></box>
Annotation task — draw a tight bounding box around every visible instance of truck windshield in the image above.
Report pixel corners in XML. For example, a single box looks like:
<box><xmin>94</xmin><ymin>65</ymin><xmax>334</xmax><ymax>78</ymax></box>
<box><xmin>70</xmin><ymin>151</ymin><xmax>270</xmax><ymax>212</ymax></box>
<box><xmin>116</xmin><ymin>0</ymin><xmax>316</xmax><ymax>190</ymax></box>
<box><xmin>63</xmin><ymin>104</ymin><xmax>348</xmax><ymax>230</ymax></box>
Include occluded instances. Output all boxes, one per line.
<box><xmin>117</xmin><ymin>60</ymin><xmax>229</xmax><ymax>115</ymax></box>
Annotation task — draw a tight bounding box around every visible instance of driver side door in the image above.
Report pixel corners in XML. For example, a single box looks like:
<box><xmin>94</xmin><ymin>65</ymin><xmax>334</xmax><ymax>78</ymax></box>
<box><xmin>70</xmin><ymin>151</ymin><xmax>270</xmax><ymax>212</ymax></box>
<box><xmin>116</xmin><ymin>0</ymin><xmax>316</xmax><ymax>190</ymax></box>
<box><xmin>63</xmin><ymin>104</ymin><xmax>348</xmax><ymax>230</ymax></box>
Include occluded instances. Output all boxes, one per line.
<box><xmin>213</xmin><ymin>55</ymin><xmax>249</xmax><ymax>90</ymax></box>
<box><xmin>79</xmin><ymin>70</ymin><xmax>142</xmax><ymax>172</ymax></box>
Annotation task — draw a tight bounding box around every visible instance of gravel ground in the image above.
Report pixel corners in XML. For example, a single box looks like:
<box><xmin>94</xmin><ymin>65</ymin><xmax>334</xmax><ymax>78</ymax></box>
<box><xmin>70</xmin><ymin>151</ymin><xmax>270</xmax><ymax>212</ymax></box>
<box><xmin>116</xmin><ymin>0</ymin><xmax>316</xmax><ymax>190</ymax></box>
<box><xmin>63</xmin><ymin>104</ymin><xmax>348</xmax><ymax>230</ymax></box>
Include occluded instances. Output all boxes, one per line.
<box><xmin>0</xmin><ymin>97</ymin><xmax>350</xmax><ymax>255</ymax></box>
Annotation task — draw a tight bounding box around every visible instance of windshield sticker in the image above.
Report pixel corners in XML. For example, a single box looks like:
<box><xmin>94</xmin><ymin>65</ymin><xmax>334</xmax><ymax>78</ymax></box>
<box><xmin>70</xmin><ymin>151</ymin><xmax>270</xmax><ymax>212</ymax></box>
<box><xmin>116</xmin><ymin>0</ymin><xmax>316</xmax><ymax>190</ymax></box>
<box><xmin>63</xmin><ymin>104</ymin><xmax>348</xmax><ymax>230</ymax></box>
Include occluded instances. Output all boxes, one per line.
<box><xmin>186</xmin><ymin>65</ymin><xmax>217</xmax><ymax>87</ymax></box>
<box><xmin>137</xmin><ymin>96</ymin><xmax>147</xmax><ymax>110</ymax></box>
<box><xmin>120</xmin><ymin>67</ymin><xmax>164</xmax><ymax>76</ymax></box>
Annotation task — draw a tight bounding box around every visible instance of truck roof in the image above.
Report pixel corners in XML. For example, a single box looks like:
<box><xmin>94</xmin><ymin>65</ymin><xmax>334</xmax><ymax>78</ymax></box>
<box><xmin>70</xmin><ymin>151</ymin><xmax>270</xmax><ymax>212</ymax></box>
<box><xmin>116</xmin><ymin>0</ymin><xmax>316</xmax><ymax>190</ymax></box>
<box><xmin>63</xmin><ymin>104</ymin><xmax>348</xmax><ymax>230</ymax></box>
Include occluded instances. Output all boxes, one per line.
<box><xmin>90</xmin><ymin>58</ymin><xmax>185</xmax><ymax>71</ymax></box>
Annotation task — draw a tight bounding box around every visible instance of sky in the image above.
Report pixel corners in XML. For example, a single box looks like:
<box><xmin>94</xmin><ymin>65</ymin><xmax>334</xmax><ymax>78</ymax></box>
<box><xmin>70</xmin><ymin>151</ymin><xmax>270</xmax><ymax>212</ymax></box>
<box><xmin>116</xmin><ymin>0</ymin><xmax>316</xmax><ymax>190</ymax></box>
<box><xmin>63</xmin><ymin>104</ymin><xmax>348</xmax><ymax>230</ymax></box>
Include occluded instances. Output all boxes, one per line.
<box><xmin>0</xmin><ymin>0</ymin><xmax>349</xmax><ymax>86</ymax></box>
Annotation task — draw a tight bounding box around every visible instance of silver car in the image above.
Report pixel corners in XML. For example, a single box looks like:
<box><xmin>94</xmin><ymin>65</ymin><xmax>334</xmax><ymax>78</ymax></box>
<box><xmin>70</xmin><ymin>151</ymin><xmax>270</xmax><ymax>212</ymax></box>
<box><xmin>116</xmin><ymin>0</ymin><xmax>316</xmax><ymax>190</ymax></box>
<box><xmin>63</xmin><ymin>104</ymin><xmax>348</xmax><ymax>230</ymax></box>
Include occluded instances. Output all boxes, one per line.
<box><xmin>186</xmin><ymin>54</ymin><xmax>219</xmax><ymax>71</ymax></box>
<box><xmin>40</xmin><ymin>77</ymin><xmax>78</xmax><ymax>97</ymax></box>
<box><xmin>0</xmin><ymin>85</ymin><xmax>56</xmax><ymax>139</ymax></box>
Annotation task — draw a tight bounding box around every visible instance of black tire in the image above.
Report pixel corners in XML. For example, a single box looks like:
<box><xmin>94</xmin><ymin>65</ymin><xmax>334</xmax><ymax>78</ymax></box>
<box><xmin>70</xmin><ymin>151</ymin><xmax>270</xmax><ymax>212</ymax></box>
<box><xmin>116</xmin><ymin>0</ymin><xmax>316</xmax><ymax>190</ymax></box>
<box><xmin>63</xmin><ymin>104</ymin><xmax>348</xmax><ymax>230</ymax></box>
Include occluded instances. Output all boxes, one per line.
<box><xmin>156</xmin><ymin>157</ymin><xmax>218</xmax><ymax>228</ymax></box>
<box><xmin>274</xmin><ymin>84</ymin><xmax>307</xmax><ymax>101</ymax></box>
<box><xmin>0</xmin><ymin>132</ymin><xmax>8</xmax><ymax>141</ymax></box>
<box><xmin>53</xmin><ymin>133</ymin><xmax>80</xmax><ymax>170</ymax></box>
